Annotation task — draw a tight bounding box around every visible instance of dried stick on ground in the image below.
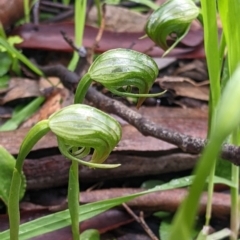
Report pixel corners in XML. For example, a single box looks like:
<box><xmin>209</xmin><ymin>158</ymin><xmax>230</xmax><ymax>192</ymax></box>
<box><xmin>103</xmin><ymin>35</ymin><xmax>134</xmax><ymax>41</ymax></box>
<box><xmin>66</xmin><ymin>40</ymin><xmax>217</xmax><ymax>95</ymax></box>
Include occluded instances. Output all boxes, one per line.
<box><xmin>122</xmin><ymin>203</ymin><xmax>159</xmax><ymax>240</ymax></box>
<box><xmin>39</xmin><ymin>65</ymin><xmax>240</xmax><ymax>165</ymax></box>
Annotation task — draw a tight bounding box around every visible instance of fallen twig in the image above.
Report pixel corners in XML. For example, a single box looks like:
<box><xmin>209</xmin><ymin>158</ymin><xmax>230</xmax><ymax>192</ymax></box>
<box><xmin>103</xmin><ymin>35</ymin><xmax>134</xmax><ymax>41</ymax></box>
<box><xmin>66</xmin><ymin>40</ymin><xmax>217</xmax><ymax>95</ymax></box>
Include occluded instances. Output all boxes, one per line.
<box><xmin>38</xmin><ymin>64</ymin><xmax>240</xmax><ymax>165</ymax></box>
<box><xmin>122</xmin><ymin>203</ymin><xmax>159</xmax><ymax>240</ymax></box>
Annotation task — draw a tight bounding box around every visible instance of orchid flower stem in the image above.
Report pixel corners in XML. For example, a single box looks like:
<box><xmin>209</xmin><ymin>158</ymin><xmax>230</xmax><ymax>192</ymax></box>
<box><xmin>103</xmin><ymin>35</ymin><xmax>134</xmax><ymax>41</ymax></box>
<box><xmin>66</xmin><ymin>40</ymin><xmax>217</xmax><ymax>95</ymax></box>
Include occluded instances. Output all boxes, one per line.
<box><xmin>68</xmin><ymin>161</ymin><xmax>80</xmax><ymax>240</ymax></box>
<box><xmin>205</xmin><ymin>162</ymin><xmax>215</xmax><ymax>226</ymax></box>
<box><xmin>8</xmin><ymin>169</ymin><xmax>22</xmax><ymax>240</ymax></box>
<box><xmin>8</xmin><ymin>120</ymin><xmax>50</xmax><ymax>240</ymax></box>
<box><xmin>71</xmin><ymin>73</ymin><xmax>92</xmax><ymax>239</ymax></box>
<box><xmin>24</xmin><ymin>0</ymin><xmax>30</xmax><ymax>23</ymax></box>
<box><xmin>68</xmin><ymin>0</ymin><xmax>87</xmax><ymax>237</ymax></box>
<box><xmin>74</xmin><ymin>73</ymin><xmax>92</xmax><ymax>104</ymax></box>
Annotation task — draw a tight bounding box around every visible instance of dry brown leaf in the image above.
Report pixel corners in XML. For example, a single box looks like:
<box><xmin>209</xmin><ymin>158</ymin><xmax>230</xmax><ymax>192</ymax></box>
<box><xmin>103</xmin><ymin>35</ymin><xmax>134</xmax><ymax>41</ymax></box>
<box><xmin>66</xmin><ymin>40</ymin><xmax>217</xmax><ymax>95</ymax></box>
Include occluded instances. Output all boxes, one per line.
<box><xmin>87</xmin><ymin>5</ymin><xmax>148</xmax><ymax>32</ymax></box>
<box><xmin>156</xmin><ymin>76</ymin><xmax>209</xmax><ymax>101</ymax></box>
<box><xmin>0</xmin><ymin>77</ymin><xmax>41</xmax><ymax>104</ymax></box>
<box><xmin>39</xmin><ymin>77</ymin><xmax>63</xmax><ymax>91</ymax></box>
<box><xmin>21</xmin><ymin>88</ymin><xmax>67</xmax><ymax>128</ymax></box>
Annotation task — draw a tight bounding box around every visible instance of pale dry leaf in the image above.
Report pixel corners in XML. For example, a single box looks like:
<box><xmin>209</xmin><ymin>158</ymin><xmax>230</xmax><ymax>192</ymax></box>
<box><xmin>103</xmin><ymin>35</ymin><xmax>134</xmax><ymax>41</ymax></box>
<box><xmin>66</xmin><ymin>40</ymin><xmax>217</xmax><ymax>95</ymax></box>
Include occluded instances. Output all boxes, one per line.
<box><xmin>156</xmin><ymin>76</ymin><xmax>209</xmax><ymax>101</ymax></box>
<box><xmin>1</xmin><ymin>78</ymin><xmax>41</xmax><ymax>104</ymax></box>
<box><xmin>87</xmin><ymin>5</ymin><xmax>148</xmax><ymax>32</ymax></box>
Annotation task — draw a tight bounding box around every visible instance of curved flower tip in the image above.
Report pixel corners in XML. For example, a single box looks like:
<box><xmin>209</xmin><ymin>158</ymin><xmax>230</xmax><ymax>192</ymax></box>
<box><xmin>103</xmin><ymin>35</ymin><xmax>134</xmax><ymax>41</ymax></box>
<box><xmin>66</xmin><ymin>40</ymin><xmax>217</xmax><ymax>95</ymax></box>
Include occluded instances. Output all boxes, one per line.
<box><xmin>145</xmin><ymin>0</ymin><xmax>199</xmax><ymax>54</ymax></box>
<box><xmin>48</xmin><ymin>104</ymin><xmax>122</xmax><ymax>168</ymax></box>
<box><xmin>75</xmin><ymin>48</ymin><xmax>165</xmax><ymax>108</ymax></box>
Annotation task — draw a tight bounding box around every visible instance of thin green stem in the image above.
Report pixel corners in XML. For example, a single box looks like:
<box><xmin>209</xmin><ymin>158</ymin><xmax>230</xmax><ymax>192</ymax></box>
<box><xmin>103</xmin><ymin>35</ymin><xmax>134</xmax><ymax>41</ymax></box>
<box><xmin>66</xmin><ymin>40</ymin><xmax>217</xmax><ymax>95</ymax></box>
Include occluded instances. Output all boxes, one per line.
<box><xmin>8</xmin><ymin>169</ymin><xmax>22</xmax><ymax>240</ymax></box>
<box><xmin>24</xmin><ymin>0</ymin><xmax>30</xmax><ymax>23</ymax></box>
<box><xmin>230</xmin><ymin>165</ymin><xmax>239</xmax><ymax>240</ymax></box>
<box><xmin>205</xmin><ymin>163</ymin><xmax>215</xmax><ymax>226</ymax></box>
<box><xmin>8</xmin><ymin>120</ymin><xmax>50</xmax><ymax>240</ymax></box>
<box><xmin>71</xmin><ymin>54</ymin><xmax>90</xmax><ymax>238</ymax></box>
<box><xmin>74</xmin><ymin>73</ymin><xmax>92</xmax><ymax>104</ymax></box>
<box><xmin>230</xmin><ymin>130</ymin><xmax>240</xmax><ymax>240</ymax></box>
<box><xmin>68</xmin><ymin>0</ymin><xmax>87</xmax><ymax>71</ymax></box>
<box><xmin>68</xmin><ymin>161</ymin><xmax>80</xmax><ymax>240</ymax></box>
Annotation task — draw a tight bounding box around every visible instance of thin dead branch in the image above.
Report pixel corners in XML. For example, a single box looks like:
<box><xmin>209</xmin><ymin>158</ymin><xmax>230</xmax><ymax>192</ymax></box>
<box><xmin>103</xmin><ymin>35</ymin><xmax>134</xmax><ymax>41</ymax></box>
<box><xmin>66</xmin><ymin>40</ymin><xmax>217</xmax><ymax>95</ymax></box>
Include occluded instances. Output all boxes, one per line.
<box><xmin>39</xmin><ymin>64</ymin><xmax>240</xmax><ymax>165</ymax></box>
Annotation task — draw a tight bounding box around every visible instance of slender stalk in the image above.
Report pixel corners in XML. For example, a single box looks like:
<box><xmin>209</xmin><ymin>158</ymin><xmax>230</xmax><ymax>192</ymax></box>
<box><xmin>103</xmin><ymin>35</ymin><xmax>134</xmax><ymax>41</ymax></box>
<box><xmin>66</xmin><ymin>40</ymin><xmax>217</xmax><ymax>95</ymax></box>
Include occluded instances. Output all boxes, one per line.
<box><xmin>68</xmin><ymin>161</ymin><xmax>80</xmax><ymax>240</ymax></box>
<box><xmin>24</xmin><ymin>0</ymin><xmax>30</xmax><ymax>23</ymax></box>
<box><xmin>230</xmin><ymin>130</ymin><xmax>240</xmax><ymax>240</ymax></box>
<box><xmin>8</xmin><ymin>120</ymin><xmax>50</xmax><ymax>240</ymax></box>
<box><xmin>74</xmin><ymin>73</ymin><xmax>92</xmax><ymax>104</ymax></box>
<box><xmin>69</xmin><ymin>29</ymin><xmax>88</xmax><ymax>236</ymax></box>
<box><xmin>200</xmin><ymin>0</ymin><xmax>221</xmax><ymax>227</ymax></box>
<box><xmin>68</xmin><ymin>0</ymin><xmax>87</xmax><ymax>71</ymax></box>
<box><xmin>230</xmin><ymin>165</ymin><xmax>239</xmax><ymax>240</ymax></box>
<box><xmin>8</xmin><ymin>169</ymin><xmax>22</xmax><ymax>240</ymax></box>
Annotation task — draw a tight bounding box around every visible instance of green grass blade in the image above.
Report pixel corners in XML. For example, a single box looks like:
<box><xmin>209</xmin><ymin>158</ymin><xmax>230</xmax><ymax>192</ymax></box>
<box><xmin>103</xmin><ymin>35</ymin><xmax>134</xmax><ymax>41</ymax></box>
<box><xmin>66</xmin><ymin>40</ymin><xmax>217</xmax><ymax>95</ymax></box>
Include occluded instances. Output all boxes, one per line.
<box><xmin>0</xmin><ymin>37</ymin><xmax>43</xmax><ymax>76</ymax></box>
<box><xmin>168</xmin><ymin>65</ymin><xmax>240</xmax><ymax>240</ymax></box>
<box><xmin>0</xmin><ymin>175</ymin><xmax>232</xmax><ymax>240</ymax></box>
<box><xmin>218</xmin><ymin>1</ymin><xmax>240</xmax><ymax>239</ymax></box>
<box><xmin>0</xmin><ymin>97</ymin><xmax>45</xmax><ymax>131</ymax></box>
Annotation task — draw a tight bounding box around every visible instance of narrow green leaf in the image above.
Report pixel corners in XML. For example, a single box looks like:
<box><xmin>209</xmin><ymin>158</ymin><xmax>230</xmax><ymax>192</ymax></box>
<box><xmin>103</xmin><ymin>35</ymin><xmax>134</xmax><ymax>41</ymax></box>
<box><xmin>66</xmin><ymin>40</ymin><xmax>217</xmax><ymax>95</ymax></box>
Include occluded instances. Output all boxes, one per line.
<box><xmin>0</xmin><ymin>97</ymin><xmax>45</xmax><ymax>131</ymax></box>
<box><xmin>219</xmin><ymin>0</ymin><xmax>240</xmax><ymax>75</ymax></box>
<box><xmin>168</xmin><ymin>66</ymin><xmax>240</xmax><ymax>240</ymax></box>
<box><xmin>0</xmin><ymin>175</ymin><xmax>230</xmax><ymax>239</ymax></box>
<box><xmin>0</xmin><ymin>37</ymin><xmax>43</xmax><ymax>76</ymax></box>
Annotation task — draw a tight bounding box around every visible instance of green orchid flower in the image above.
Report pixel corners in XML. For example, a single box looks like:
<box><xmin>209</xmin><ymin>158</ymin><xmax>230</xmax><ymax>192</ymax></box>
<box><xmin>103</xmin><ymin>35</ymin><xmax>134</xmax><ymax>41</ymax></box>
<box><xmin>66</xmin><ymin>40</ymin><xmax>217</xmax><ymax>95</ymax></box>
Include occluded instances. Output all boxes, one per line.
<box><xmin>74</xmin><ymin>48</ymin><xmax>166</xmax><ymax>108</ymax></box>
<box><xmin>145</xmin><ymin>0</ymin><xmax>199</xmax><ymax>56</ymax></box>
<box><xmin>8</xmin><ymin>104</ymin><xmax>122</xmax><ymax>240</ymax></box>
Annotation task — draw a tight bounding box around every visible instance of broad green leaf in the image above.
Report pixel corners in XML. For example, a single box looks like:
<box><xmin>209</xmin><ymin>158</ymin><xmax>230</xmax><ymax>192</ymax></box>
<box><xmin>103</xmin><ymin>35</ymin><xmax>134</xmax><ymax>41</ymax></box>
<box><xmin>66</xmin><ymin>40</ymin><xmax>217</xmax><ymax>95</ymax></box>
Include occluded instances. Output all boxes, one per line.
<box><xmin>0</xmin><ymin>146</ymin><xmax>26</xmax><ymax>205</ymax></box>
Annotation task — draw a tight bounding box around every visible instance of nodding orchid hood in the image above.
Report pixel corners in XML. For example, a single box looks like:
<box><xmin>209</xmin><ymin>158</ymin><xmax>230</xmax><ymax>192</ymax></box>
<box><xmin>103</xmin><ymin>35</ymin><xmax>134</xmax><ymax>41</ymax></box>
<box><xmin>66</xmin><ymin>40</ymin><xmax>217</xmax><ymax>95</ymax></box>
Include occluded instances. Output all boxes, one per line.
<box><xmin>74</xmin><ymin>48</ymin><xmax>166</xmax><ymax>108</ymax></box>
